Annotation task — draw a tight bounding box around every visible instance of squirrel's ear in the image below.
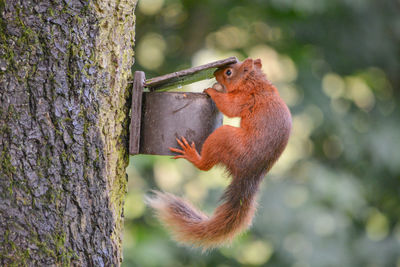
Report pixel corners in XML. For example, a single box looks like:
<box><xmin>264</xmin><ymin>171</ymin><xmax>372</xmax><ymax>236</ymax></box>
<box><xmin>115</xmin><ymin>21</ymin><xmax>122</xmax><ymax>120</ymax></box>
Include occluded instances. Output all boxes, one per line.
<box><xmin>241</xmin><ymin>58</ymin><xmax>254</xmax><ymax>72</ymax></box>
<box><xmin>254</xmin><ymin>59</ymin><xmax>262</xmax><ymax>69</ymax></box>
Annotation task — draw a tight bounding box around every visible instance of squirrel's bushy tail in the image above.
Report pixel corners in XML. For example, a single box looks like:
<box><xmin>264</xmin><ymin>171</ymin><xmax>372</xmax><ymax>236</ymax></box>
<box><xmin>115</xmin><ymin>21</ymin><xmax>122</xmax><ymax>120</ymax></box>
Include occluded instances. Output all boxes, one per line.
<box><xmin>146</xmin><ymin>174</ymin><xmax>262</xmax><ymax>250</ymax></box>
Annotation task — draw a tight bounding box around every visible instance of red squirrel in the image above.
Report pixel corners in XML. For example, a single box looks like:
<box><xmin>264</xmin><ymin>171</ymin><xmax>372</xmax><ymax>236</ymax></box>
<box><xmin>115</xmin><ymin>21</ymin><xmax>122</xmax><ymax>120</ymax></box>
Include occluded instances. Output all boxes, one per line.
<box><xmin>147</xmin><ymin>58</ymin><xmax>292</xmax><ymax>250</ymax></box>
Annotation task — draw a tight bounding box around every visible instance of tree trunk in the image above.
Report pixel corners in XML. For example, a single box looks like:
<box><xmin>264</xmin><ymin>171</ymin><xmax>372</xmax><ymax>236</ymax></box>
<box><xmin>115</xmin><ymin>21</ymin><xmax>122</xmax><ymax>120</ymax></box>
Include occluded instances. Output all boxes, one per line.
<box><xmin>0</xmin><ymin>0</ymin><xmax>136</xmax><ymax>265</ymax></box>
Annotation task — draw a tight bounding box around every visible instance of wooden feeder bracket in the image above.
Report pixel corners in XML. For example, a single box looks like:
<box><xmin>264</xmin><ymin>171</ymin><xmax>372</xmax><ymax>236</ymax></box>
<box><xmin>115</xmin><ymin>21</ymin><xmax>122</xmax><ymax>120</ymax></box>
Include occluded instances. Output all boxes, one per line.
<box><xmin>129</xmin><ymin>57</ymin><xmax>237</xmax><ymax>156</ymax></box>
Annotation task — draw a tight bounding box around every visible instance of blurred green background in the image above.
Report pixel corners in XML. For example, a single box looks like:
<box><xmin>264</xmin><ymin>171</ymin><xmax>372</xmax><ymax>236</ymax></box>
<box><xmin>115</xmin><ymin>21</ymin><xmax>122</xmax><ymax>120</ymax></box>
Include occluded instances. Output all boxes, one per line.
<box><xmin>123</xmin><ymin>0</ymin><xmax>400</xmax><ymax>266</ymax></box>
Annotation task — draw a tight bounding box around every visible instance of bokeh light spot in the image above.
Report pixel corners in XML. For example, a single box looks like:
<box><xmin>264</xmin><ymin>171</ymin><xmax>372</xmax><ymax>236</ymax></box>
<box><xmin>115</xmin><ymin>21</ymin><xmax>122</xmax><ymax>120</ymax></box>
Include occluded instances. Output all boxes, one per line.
<box><xmin>137</xmin><ymin>33</ymin><xmax>166</xmax><ymax>70</ymax></box>
<box><xmin>279</xmin><ymin>84</ymin><xmax>302</xmax><ymax>107</ymax></box>
<box><xmin>248</xmin><ymin>45</ymin><xmax>297</xmax><ymax>83</ymax></box>
<box><xmin>283</xmin><ymin>233</ymin><xmax>313</xmax><ymax>258</ymax></box>
<box><xmin>366</xmin><ymin>209</ymin><xmax>389</xmax><ymax>241</ymax></box>
<box><xmin>154</xmin><ymin>160</ymin><xmax>182</xmax><ymax>192</ymax></box>
<box><xmin>272</xmin><ymin>113</ymin><xmax>315</xmax><ymax>174</ymax></box>
<box><xmin>253</xmin><ymin>21</ymin><xmax>282</xmax><ymax>42</ymax></box>
<box><xmin>314</xmin><ymin>213</ymin><xmax>336</xmax><ymax>236</ymax></box>
<box><xmin>304</xmin><ymin>105</ymin><xmax>324</xmax><ymax>129</ymax></box>
<box><xmin>330</xmin><ymin>98</ymin><xmax>351</xmax><ymax>115</ymax></box>
<box><xmin>236</xmin><ymin>240</ymin><xmax>274</xmax><ymax>265</ymax></box>
<box><xmin>124</xmin><ymin>192</ymin><xmax>146</xmax><ymax>220</ymax></box>
<box><xmin>138</xmin><ymin>0</ymin><xmax>164</xmax><ymax>16</ymax></box>
<box><xmin>198</xmin><ymin>166</ymin><xmax>229</xmax><ymax>189</ymax></box>
<box><xmin>211</xmin><ymin>25</ymin><xmax>248</xmax><ymax>50</ymax></box>
<box><xmin>284</xmin><ymin>186</ymin><xmax>309</xmax><ymax>208</ymax></box>
<box><xmin>365</xmin><ymin>67</ymin><xmax>393</xmax><ymax>100</ymax></box>
<box><xmin>322</xmin><ymin>73</ymin><xmax>345</xmax><ymax>99</ymax></box>
<box><xmin>346</xmin><ymin>77</ymin><xmax>375</xmax><ymax>111</ymax></box>
<box><xmin>162</xmin><ymin>2</ymin><xmax>187</xmax><ymax>26</ymax></box>
<box><xmin>184</xmin><ymin>179</ymin><xmax>207</xmax><ymax>203</ymax></box>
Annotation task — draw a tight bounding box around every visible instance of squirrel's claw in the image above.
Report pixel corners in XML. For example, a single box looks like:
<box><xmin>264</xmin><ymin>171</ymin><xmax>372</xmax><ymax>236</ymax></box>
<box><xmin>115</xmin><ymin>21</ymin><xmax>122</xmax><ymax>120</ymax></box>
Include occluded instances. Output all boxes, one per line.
<box><xmin>176</xmin><ymin>137</ymin><xmax>186</xmax><ymax>149</ymax></box>
<box><xmin>169</xmin><ymin>147</ymin><xmax>184</xmax><ymax>154</ymax></box>
<box><xmin>181</xmin><ymin>136</ymin><xmax>190</xmax><ymax>148</ymax></box>
<box><xmin>171</xmin><ymin>155</ymin><xmax>185</xmax><ymax>159</ymax></box>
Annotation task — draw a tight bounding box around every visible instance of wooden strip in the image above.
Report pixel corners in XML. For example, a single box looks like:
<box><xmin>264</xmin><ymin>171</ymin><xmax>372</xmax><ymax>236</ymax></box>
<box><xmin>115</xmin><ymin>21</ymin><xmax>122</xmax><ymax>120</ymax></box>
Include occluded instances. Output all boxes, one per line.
<box><xmin>144</xmin><ymin>56</ymin><xmax>238</xmax><ymax>91</ymax></box>
<box><xmin>129</xmin><ymin>71</ymin><xmax>145</xmax><ymax>155</ymax></box>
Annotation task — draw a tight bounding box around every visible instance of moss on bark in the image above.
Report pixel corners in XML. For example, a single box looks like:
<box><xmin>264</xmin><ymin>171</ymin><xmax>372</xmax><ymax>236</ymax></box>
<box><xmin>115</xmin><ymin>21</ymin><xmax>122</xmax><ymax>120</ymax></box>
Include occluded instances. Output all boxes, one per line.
<box><xmin>0</xmin><ymin>0</ymin><xmax>137</xmax><ymax>265</ymax></box>
<box><xmin>93</xmin><ymin>0</ymin><xmax>137</xmax><ymax>261</ymax></box>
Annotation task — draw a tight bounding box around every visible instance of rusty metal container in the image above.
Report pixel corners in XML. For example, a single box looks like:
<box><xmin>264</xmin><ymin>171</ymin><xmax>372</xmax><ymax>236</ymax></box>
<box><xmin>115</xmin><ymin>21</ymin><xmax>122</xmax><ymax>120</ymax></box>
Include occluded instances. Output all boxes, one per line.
<box><xmin>139</xmin><ymin>92</ymin><xmax>222</xmax><ymax>155</ymax></box>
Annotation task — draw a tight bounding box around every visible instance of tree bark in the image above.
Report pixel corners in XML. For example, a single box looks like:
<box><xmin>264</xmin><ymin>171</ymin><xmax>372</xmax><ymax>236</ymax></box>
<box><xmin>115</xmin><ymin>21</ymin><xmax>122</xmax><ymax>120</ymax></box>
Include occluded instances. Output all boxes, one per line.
<box><xmin>0</xmin><ymin>0</ymin><xmax>136</xmax><ymax>265</ymax></box>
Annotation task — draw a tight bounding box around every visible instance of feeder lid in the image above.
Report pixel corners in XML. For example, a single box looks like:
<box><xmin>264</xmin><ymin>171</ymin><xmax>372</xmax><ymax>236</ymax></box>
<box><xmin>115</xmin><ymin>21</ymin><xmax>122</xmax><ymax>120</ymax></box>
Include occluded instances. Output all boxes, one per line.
<box><xmin>144</xmin><ymin>57</ymin><xmax>238</xmax><ymax>91</ymax></box>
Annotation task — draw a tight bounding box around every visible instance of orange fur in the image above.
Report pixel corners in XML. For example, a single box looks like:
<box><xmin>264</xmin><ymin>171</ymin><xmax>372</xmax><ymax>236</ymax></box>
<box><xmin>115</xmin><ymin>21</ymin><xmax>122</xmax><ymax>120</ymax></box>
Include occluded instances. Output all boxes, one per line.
<box><xmin>147</xmin><ymin>58</ymin><xmax>292</xmax><ymax>250</ymax></box>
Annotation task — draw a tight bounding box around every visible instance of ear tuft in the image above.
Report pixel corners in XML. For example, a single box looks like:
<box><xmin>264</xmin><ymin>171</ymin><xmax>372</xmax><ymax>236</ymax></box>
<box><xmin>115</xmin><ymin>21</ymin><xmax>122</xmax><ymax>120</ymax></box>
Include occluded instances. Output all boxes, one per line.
<box><xmin>254</xmin><ymin>59</ymin><xmax>262</xmax><ymax>69</ymax></box>
<box><xmin>241</xmin><ymin>58</ymin><xmax>254</xmax><ymax>72</ymax></box>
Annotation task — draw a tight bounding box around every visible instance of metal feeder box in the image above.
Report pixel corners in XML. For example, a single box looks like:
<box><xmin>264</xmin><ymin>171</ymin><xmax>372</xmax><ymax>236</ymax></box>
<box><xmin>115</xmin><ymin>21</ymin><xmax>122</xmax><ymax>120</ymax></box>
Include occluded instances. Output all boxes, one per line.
<box><xmin>129</xmin><ymin>57</ymin><xmax>237</xmax><ymax>156</ymax></box>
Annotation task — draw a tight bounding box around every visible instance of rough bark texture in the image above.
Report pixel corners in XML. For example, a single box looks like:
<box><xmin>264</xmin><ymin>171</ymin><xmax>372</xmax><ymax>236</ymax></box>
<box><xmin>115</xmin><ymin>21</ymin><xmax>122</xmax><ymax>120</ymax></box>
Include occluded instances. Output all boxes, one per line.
<box><xmin>0</xmin><ymin>0</ymin><xmax>136</xmax><ymax>266</ymax></box>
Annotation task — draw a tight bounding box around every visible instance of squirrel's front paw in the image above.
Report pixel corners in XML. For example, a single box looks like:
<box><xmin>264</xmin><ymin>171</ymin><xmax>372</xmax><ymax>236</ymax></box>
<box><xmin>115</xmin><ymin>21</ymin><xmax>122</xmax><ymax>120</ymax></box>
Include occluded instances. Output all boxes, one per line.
<box><xmin>169</xmin><ymin>137</ymin><xmax>201</xmax><ymax>164</ymax></box>
<box><xmin>203</xmin><ymin>88</ymin><xmax>214</xmax><ymax>95</ymax></box>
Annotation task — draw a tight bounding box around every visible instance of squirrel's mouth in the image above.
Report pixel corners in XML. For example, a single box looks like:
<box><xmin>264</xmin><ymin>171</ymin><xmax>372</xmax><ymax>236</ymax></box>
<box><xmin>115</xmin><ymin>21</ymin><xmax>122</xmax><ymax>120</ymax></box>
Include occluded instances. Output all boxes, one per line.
<box><xmin>212</xmin><ymin>82</ymin><xmax>226</xmax><ymax>92</ymax></box>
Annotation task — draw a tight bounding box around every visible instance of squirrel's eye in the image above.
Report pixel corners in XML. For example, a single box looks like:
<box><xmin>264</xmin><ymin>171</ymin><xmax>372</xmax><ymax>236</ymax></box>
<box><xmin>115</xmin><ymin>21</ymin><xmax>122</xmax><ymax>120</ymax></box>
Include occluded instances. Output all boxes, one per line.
<box><xmin>225</xmin><ymin>69</ymin><xmax>232</xmax><ymax>76</ymax></box>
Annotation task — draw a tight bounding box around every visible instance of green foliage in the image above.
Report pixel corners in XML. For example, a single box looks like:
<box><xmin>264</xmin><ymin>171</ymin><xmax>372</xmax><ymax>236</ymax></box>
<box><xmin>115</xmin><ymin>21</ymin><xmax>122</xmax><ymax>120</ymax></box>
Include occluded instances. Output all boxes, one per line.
<box><xmin>125</xmin><ymin>0</ymin><xmax>400</xmax><ymax>266</ymax></box>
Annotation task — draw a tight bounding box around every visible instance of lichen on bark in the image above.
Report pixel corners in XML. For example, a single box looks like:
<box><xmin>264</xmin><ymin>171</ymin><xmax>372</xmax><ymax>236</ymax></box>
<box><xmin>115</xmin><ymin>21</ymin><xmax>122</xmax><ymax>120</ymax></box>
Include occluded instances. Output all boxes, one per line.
<box><xmin>92</xmin><ymin>0</ymin><xmax>137</xmax><ymax>261</ymax></box>
<box><xmin>0</xmin><ymin>0</ymin><xmax>137</xmax><ymax>265</ymax></box>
